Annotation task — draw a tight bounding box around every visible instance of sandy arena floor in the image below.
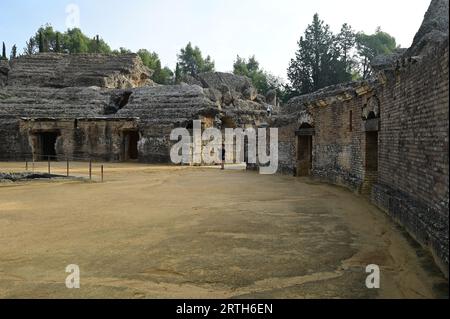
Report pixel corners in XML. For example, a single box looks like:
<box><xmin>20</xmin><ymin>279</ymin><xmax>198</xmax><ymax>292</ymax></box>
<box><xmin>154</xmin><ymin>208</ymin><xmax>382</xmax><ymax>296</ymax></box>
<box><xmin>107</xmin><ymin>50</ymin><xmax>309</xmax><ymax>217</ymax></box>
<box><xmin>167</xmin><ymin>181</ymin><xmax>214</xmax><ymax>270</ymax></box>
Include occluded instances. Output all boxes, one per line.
<box><xmin>0</xmin><ymin>162</ymin><xmax>448</xmax><ymax>299</ymax></box>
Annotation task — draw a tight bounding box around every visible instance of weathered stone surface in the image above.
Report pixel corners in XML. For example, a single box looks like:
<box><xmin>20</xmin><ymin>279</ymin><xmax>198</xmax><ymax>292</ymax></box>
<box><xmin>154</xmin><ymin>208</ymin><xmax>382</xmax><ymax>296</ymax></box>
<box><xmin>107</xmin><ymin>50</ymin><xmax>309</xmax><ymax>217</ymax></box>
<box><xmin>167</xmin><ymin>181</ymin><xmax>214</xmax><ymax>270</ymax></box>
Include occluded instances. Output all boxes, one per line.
<box><xmin>0</xmin><ymin>172</ymin><xmax>68</xmax><ymax>182</ymax></box>
<box><xmin>0</xmin><ymin>86</ymin><xmax>110</xmax><ymax>119</ymax></box>
<box><xmin>265</xmin><ymin>89</ymin><xmax>277</xmax><ymax>106</ymax></box>
<box><xmin>194</xmin><ymin>72</ymin><xmax>252</xmax><ymax>94</ymax></box>
<box><xmin>283</xmin><ymin>81</ymin><xmax>376</xmax><ymax>115</ymax></box>
<box><xmin>116</xmin><ymin>84</ymin><xmax>218</xmax><ymax>123</ymax></box>
<box><xmin>7</xmin><ymin>53</ymin><xmax>154</xmax><ymax>88</ymax></box>
<box><xmin>0</xmin><ymin>59</ymin><xmax>9</xmax><ymax>87</ymax></box>
<box><xmin>371</xmin><ymin>48</ymin><xmax>407</xmax><ymax>71</ymax></box>
<box><xmin>407</xmin><ymin>0</ymin><xmax>449</xmax><ymax>56</ymax></box>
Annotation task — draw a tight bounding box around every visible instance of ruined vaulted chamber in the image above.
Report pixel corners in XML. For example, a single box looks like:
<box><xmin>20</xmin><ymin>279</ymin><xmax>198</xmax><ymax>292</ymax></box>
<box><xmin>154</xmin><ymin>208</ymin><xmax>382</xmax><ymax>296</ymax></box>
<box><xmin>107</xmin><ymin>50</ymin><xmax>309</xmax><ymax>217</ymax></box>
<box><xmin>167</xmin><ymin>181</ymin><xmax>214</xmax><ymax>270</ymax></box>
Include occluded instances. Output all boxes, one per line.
<box><xmin>0</xmin><ymin>51</ymin><xmax>273</xmax><ymax>163</ymax></box>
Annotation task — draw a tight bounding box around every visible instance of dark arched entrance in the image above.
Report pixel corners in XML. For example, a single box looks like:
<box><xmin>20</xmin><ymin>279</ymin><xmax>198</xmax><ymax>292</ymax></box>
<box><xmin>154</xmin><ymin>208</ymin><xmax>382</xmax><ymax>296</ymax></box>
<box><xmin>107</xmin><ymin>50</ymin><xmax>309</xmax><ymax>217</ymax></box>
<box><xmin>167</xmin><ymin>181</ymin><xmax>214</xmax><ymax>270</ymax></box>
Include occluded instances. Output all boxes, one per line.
<box><xmin>296</xmin><ymin>123</ymin><xmax>314</xmax><ymax>176</ymax></box>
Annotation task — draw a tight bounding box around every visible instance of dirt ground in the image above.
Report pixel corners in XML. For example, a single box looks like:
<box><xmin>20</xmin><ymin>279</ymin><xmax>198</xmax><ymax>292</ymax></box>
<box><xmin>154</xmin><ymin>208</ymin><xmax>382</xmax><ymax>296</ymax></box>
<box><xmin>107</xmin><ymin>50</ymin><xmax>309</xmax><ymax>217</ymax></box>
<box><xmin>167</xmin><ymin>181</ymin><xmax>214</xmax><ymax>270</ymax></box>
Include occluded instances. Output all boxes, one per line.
<box><xmin>0</xmin><ymin>162</ymin><xmax>448</xmax><ymax>299</ymax></box>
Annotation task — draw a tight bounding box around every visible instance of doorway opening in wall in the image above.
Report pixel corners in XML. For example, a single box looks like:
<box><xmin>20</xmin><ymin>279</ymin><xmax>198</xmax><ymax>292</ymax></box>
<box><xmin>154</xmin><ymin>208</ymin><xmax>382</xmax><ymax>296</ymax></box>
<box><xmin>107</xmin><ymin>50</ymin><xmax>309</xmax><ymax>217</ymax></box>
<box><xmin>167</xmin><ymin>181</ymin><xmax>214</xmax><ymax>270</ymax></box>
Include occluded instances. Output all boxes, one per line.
<box><xmin>297</xmin><ymin>135</ymin><xmax>313</xmax><ymax>176</ymax></box>
<box><xmin>362</xmin><ymin>131</ymin><xmax>379</xmax><ymax>195</ymax></box>
<box><xmin>296</xmin><ymin>123</ymin><xmax>314</xmax><ymax>177</ymax></box>
<box><xmin>365</xmin><ymin>131</ymin><xmax>378</xmax><ymax>172</ymax></box>
<box><xmin>36</xmin><ymin>132</ymin><xmax>59</xmax><ymax>161</ymax></box>
<box><xmin>123</xmin><ymin>131</ymin><xmax>139</xmax><ymax>161</ymax></box>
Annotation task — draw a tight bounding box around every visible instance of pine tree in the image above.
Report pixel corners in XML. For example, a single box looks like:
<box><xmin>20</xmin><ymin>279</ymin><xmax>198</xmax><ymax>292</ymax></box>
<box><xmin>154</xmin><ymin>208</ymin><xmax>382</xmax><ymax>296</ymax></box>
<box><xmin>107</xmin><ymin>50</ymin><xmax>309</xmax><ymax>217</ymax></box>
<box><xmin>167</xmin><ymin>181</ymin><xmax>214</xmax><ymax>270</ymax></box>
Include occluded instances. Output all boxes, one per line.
<box><xmin>96</xmin><ymin>35</ymin><xmax>100</xmax><ymax>53</ymax></box>
<box><xmin>175</xmin><ymin>63</ymin><xmax>181</xmax><ymax>84</ymax></box>
<box><xmin>177</xmin><ymin>42</ymin><xmax>215</xmax><ymax>77</ymax></box>
<box><xmin>336</xmin><ymin>23</ymin><xmax>356</xmax><ymax>72</ymax></box>
<box><xmin>287</xmin><ymin>14</ymin><xmax>350</xmax><ymax>95</ymax></box>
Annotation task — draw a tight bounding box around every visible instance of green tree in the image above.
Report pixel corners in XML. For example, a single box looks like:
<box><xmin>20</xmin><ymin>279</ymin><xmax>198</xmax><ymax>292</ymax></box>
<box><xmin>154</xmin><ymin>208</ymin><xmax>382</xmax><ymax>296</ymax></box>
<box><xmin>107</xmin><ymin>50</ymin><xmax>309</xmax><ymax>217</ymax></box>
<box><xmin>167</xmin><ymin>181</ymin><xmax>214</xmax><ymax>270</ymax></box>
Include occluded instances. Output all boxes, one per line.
<box><xmin>88</xmin><ymin>37</ymin><xmax>112</xmax><ymax>54</ymax></box>
<box><xmin>356</xmin><ymin>27</ymin><xmax>397</xmax><ymax>79</ymax></box>
<box><xmin>2</xmin><ymin>42</ymin><xmax>6</xmax><ymax>60</ymax></box>
<box><xmin>24</xmin><ymin>37</ymin><xmax>37</xmax><ymax>55</ymax></box>
<box><xmin>24</xmin><ymin>25</ymin><xmax>112</xmax><ymax>54</ymax></box>
<box><xmin>95</xmin><ymin>35</ymin><xmax>100</xmax><ymax>53</ymax></box>
<box><xmin>159</xmin><ymin>67</ymin><xmax>174</xmax><ymax>85</ymax></box>
<box><xmin>34</xmin><ymin>25</ymin><xmax>58</xmax><ymax>52</ymax></box>
<box><xmin>288</xmin><ymin>14</ymin><xmax>349</xmax><ymax>95</ymax></box>
<box><xmin>177</xmin><ymin>42</ymin><xmax>215</xmax><ymax>78</ymax></box>
<box><xmin>175</xmin><ymin>63</ymin><xmax>181</xmax><ymax>84</ymax></box>
<box><xmin>233</xmin><ymin>55</ymin><xmax>281</xmax><ymax>96</ymax></box>
<box><xmin>336</xmin><ymin>23</ymin><xmax>356</xmax><ymax>73</ymax></box>
<box><xmin>62</xmin><ymin>28</ymin><xmax>89</xmax><ymax>53</ymax></box>
<box><xmin>55</xmin><ymin>32</ymin><xmax>61</xmax><ymax>53</ymax></box>
<box><xmin>137</xmin><ymin>49</ymin><xmax>173</xmax><ymax>84</ymax></box>
<box><xmin>38</xmin><ymin>31</ymin><xmax>44</xmax><ymax>53</ymax></box>
<box><xmin>233</xmin><ymin>55</ymin><xmax>249</xmax><ymax>75</ymax></box>
<box><xmin>10</xmin><ymin>44</ymin><xmax>17</xmax><ymax>59</ymax></box>
<box><xmin>112</xmin><ymin>47</ymin><xmax>132</xmax><ymax>54</ymax></box>
<box><xmin>137</xmin><ymin>49</ymin><xmax>159</xmax><ymax>69</ymax></box>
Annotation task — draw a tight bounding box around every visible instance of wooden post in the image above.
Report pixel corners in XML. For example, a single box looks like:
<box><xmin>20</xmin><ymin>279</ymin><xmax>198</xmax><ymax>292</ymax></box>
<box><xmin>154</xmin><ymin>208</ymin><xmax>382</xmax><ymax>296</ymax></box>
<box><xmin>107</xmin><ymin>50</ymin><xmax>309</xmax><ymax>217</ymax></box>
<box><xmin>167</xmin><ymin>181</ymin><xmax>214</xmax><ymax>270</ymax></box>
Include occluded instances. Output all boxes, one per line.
<box><xmin>25</xmin><ymin>160</ymin><xmax>28</xmax><ymax>171</ymax></box>
<box><xmin>32</xmin><ymin>159</ymin><xmax>35</xmax><ymax>173</ymax></box>
<box><xmin>89</xmin><ymin>160</ymin><xmax>92</xmax><ymax>180</ymax></box>
<box><xmin>101</xmin><ymin>165</ymin><xmax>104</xmax><ymax>182</ymax></box>
<box><xmin>67</xmin><ymin>158</ymin><xmax>69</xmax><ymax>177</ymax></box>
<box><xmin>48</xmin><ymin>156</ymin><xmax>51</xmax><ymax>174</ymax></box>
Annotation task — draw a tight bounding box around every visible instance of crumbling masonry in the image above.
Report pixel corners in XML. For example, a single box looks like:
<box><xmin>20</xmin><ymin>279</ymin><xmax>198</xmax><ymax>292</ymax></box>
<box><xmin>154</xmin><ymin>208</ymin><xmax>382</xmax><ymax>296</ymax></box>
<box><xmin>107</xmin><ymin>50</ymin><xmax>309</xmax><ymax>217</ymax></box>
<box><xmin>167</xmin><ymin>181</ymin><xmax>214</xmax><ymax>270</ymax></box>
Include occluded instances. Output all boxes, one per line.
<box><xmin>272</xmin><ymin>0</ymin><xmax>449</xmax><ymax>276</ymax></box>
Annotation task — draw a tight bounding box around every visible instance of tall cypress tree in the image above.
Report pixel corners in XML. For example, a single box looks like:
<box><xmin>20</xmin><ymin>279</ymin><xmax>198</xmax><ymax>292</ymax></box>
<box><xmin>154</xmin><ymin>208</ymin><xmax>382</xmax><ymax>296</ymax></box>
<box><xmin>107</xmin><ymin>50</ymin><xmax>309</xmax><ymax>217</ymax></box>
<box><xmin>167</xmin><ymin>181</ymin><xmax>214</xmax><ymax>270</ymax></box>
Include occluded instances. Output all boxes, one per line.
<box><xmin>96</xmin><ymin>35</ymin><xmax>100</xmax><ymax>53</ymax></box>
<box><xmin>11</xmin><ymin>44</ymin><xmax>17</xmax><ymax>59</ymax></box>
<box><xmin>38</xmin><ymin>31</ymin><xmax>44</xmax><ymax>53</ymax></box>
<box><xmin>2</xmin><ymin>42</ymin><xmax>6</xmax><ymax>59</ymax></box>
<box><xmin>55</xmin><ymin>32</ymin><xmax>61</xmax><ymax>53</ymax></box>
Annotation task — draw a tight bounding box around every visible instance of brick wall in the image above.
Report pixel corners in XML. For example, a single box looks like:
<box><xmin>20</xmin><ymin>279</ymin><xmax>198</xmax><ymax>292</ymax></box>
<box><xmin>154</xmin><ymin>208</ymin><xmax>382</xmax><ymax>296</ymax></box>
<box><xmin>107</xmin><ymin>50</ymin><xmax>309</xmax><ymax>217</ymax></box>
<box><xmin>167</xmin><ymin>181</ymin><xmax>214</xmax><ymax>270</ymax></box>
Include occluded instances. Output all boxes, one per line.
<box><xmin>372</xmin><ymin>38</ymin><xmax>449</xmax><ymax>276</ymax></box>
<box><xmin>277</xmin><ymin>38</ymin><xmax>448</xmax><ymax>276</ymax></box>
<box><xmin>277</xmin><ymin>91</ymin><xmax>370</xmax><ymax>192</ymax></box>
<box><xmin>312</xmin><ymin>96</ymin><xmax>366</xmax><ymax>190</ymax></box>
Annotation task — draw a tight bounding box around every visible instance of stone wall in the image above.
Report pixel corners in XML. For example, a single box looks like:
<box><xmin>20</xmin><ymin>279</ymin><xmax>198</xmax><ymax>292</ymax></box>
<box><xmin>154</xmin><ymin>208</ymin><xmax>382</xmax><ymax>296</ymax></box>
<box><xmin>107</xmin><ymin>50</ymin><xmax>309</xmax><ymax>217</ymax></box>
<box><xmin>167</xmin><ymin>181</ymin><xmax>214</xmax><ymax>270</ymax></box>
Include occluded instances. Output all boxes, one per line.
<box><xmin>275</xmin><ymin>82</ymin><xmax>375</xmax><ymax>192</ymax></box>
<box><xmin>7</xmin><ymin>53</ymin><xmax>154</xmax><ymax>89</ymax></box>
<box><xmin>0</xmin><ymin>118</ymin><xmax>30</xmax><ymax>161</ymax></box>
<box><xmin>19</xmin><ymin>118</ymin><xmax>138</xmax><ymax>162</ymax></box>
<box><xmin>0</xmin><ymin>72</ymin><xmax>269</xmax><ymax>163</ymax></box>
<box><xmin>276</xmin><ymin>37</ymin><xmax>449</xmax><ymax>277</ymax></box>
<box><xmin>0</xmin><ymin>60</ymin><xmax>9</xmax><ymax>88</ymax></box>
<box><xmin>372</xmin><ymin>38</ymin><xmax>449</xmax><ymax>276</ymax></box>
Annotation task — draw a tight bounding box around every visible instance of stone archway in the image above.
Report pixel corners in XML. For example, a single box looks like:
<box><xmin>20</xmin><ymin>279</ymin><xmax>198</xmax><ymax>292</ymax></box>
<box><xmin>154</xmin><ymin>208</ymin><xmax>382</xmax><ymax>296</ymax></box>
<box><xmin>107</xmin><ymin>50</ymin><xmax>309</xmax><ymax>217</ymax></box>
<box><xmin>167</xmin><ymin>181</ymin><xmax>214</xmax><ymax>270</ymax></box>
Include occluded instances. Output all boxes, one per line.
<box><xmin>361</xmin><ymin>95</ymin><xmax>380</xmax><ymax>195</ymax></box>
<box><xmin>296</xmin><ymin>123</ymin><xmax>314</xmax><ymax>177</ymax></box>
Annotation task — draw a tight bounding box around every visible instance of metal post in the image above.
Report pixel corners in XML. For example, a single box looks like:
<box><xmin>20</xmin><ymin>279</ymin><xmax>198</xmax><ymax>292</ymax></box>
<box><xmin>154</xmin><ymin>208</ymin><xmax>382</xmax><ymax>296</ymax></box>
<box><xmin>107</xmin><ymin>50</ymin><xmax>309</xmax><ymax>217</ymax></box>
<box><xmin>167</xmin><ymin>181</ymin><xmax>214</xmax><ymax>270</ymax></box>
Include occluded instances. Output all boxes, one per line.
<box><xmin>221</xmin><ymin>143</ymin><xmax>225</xmax><ymax>170</ymax></box>
<box><xmin>48</xmin><ymin>156</ymin><xmax>51</xmax><ymax>174</ymax></box>
<box><xmin>101</xmin><ymin>165</ymin><xmax>104</xmax><ymax>182</ymax></box>
<box><xmin>89</xmin><ymin>160</ymin><xmax>92</xmax><ymax>180</ymax></box>
<box><xmin>32</xmin><ymin>159</ymin><xmax>35</xmax><ymax>173</ymax></box>
<box><xmin>67</xmin><ymin>158</ymin><xmax>70</xmax><ymax>177</ymax></box>
<box><xmin>26</xmin><ymin>160</ymin><xmax>28</xmax><ymax>171</ymax></box>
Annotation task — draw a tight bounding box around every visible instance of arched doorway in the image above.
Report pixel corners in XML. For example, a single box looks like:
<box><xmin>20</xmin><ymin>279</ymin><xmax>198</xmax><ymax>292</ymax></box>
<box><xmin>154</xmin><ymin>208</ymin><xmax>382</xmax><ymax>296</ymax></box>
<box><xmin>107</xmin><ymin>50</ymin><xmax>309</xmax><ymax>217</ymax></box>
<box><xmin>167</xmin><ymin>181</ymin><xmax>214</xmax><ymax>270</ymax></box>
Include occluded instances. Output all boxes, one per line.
<box><xmin>296</xmin><ymin>123</ymin><xmax>314</xmax><ymax>176</ymax></box>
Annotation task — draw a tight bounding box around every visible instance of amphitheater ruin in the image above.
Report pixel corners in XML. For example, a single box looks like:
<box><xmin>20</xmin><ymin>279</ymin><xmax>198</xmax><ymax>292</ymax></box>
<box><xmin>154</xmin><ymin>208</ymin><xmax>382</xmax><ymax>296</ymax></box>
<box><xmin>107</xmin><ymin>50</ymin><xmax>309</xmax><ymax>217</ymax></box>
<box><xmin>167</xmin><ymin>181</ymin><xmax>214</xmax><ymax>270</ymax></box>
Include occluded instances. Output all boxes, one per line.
<box><xmin>0</xmin><ymin>0</ymin><xmax>448</xmax><ymax>296</ymax></box>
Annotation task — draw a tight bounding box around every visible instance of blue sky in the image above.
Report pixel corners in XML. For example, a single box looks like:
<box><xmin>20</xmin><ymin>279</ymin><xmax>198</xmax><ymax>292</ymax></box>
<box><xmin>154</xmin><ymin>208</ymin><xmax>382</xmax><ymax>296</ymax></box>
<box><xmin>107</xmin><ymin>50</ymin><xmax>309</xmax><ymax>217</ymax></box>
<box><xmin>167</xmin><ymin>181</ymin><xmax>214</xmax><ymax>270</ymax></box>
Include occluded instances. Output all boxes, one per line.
<box><xmin>0</xmin><ymin>0</ymin><xmax>430</xmax><ymax>80</ymax></box>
